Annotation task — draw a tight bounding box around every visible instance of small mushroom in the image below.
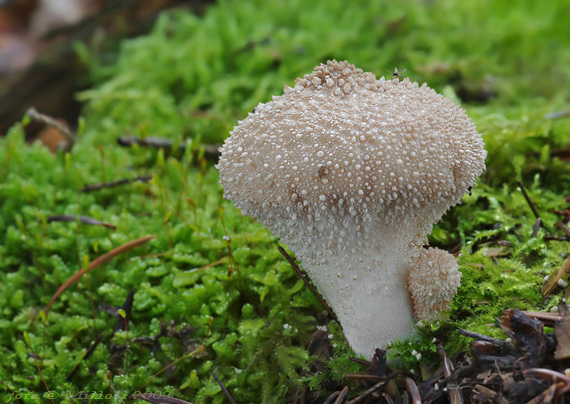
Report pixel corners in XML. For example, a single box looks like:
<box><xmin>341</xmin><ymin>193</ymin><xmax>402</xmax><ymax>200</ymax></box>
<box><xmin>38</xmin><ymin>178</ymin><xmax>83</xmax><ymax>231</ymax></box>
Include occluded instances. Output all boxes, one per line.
<box><xmin>408</xmin><ymin>247</ymin><xmax>461</xmax><ymax>322</ymax></box>
<box><xmin>217</xmin><ymin>60</ymin><xmax>486</xmax><ymax>357</ymax></box>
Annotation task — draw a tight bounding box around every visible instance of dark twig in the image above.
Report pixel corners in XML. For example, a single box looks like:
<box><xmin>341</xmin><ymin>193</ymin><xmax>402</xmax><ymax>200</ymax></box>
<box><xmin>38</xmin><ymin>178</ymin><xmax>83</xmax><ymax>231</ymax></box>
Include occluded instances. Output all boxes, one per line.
<box><xmin>117</xmin><ymin>136</ymin><xmax>220</xmax><ymax>159</ymax></box>
<box><xmin>544</xmin><ymin>111</ymin><xmax>570</xmax><ymax>120</ymax></box>
<box><xmin>545</xmin><ymin>235</ymin><xmax>570</xmax><ymax>242</ymax></box>
<box><xmin>27</xmin><ymin>108</ymin><xmax>76</xmax><ymax>148</ymax></box>
<box><xmin>458</xmin><ymin>329</ymin><xmax>510</xmax><ymax>348</ymax></box>
<box><xmin>437</xmin><ymin>344</ymin><xmax>454</xmax><ymax>378</ymax></box>
<box><xmin>66</xmin><ymin>332</ymin><xmax>105</xmax><ymax>381</ymax></box>
<box><xmin>333</xmin><ymin>386</ymin><xmax>349</xmax><ymax>404</ymax></box>
<box><xmin>346</xmin><ymin>372</ymin><xmax>397</xmax><ymax>404</ymax></box>
<box><xmin>278</xmin><ymin>245</ymin><xmax>337</xmax><ymax>320</ymax></box>
<box><xmin>531</xmin><ymin>218</ymin><xmax>542</xmax><ymax>238</ymax></box>
<box><xmin>323</xmin><ymin>391</ymin><xmax>341</xmax><ymax>404</ymax></box>
<box><xmin>517</xmin><ymin>181</ymin><xmax>541</xmax><ymax>220</ymax></box>
<box><xmin>212</xmin><ymin>373</ymin><xmax>237</xmax><ymax>404</ymax></box>
<box><xmin>349</xmin><ymin>357</ymin><xmax>371</xmax><ymax>367</ymax></box>
<box><xmin>346</xmin><ymin>374</ymin><xmax>384</xmax><ymax>382</ymax></box>
<box><xmin>383</xmin><ymin>393</ymin><xmax>396</xmax><ymax>404</ymax></box>
<box><xmin>555</xmin><ymin>222</ymin><xmax>570</xmax><ymax>238</ymax></box>
<box><xmin>46</xmin><ymin>215</ymin><xmax>116</xmax><ymax>230</ymax></box>
<box><xmin>81</xmin><ymin>175</ymin><xmax>152</xmax><ymax>193</ymax></box>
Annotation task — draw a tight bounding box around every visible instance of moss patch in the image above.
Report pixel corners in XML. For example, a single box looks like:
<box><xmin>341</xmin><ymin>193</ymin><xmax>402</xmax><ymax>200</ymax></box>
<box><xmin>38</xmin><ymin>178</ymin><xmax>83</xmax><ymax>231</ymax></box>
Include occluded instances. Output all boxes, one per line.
<box><xmin>1</xmin><ymin>0</ymin><xmax>570</xmax><ymax>402</ymax></box>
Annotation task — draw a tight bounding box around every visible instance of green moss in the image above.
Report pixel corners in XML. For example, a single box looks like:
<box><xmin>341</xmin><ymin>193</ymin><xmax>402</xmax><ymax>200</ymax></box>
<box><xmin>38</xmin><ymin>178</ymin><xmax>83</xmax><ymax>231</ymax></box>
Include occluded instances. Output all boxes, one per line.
<box><xmin>1</xmin><ymin>0</ymin><xmax>570</xmax><ymax>402</ymax></box>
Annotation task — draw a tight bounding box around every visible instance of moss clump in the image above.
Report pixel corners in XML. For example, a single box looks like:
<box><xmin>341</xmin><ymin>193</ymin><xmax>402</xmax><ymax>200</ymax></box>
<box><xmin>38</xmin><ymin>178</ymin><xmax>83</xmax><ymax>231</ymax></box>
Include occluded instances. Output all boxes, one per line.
<box><xmin>1</xmin><ymin>0</ymin><xmax>570</xmax><ymax>402</ymax></box>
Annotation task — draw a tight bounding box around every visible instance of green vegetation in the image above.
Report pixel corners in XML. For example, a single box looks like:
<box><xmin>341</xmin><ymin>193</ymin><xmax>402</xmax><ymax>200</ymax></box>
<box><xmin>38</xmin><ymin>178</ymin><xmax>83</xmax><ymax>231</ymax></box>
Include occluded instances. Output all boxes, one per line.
<box><xmin>1</xmin><ymin>0</ymin><xmax>570</xmax><ymax>402</ymax></box>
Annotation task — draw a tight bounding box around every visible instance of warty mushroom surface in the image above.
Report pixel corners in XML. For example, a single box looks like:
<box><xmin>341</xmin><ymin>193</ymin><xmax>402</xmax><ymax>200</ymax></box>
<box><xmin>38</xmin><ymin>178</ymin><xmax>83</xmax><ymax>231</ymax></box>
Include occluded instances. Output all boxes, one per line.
<box><xmin>217</xmin><ymin>60</ymin><xmax>486</xmax><ymax>358</ymax></box>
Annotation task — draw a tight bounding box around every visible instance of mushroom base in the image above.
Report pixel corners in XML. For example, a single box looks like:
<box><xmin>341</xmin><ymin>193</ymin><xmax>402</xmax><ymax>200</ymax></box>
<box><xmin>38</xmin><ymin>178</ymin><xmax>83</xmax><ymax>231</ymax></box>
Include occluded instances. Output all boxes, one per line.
<box><xmin>275</xmin><ymin>216</ymin><xmax>423</xmax><ymax>359</ymax></box>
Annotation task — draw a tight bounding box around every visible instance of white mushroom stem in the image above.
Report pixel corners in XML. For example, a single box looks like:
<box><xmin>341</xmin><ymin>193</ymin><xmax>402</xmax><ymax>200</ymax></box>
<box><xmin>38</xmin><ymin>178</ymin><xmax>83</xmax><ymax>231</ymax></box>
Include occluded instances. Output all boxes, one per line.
<box><xmin>253</xmin><ymin>208</ymin><xmax>428</xmax><ymax>357</ymax></box>
<box><xmin>292</xmin><ymin>224</ymin><xmax>420</xmax><ymax>357</ymax></box>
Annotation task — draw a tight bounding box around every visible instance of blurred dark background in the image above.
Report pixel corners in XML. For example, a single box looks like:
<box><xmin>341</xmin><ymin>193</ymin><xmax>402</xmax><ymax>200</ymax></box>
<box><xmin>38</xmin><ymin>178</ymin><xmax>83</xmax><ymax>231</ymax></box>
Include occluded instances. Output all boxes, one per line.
<box><xmin>0</xmin><ymin>0</ymin><xmax>210</xmax><ymax>144</ymax></box>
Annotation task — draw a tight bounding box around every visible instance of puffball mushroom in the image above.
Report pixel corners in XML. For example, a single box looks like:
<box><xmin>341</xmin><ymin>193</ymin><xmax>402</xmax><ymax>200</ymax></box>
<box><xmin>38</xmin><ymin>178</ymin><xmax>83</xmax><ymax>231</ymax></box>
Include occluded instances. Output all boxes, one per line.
<box><xmin>408</xmin><ymin>247</ymin><xmax>462</xmax><ymax>322</ymax></box>
<box><xmin>217</xmin><ymin>60</ymin><xmax>486</xmax><ymax>357</ymax></box>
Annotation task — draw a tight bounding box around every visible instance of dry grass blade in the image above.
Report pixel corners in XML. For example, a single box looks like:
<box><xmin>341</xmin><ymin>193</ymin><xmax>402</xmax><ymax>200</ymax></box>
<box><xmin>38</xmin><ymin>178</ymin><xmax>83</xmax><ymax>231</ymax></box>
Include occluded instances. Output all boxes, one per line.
<box><xmin>522</xmin><ymin>311</ymin><xmax>563</xmax><ymax>327</ymax></box>
<box><xmin>346</xmin><ymin>372</ymin><xmax>397</xmax><ymax>404</ymax></box>
<box><xmin>517</xmin><ymin>181</ymin><xmax>541</xmax><ymax>220</ymax></box>
<box><xmin>437</xmin><ymin>344</ymin><xmax>454</xmax><ymax>378</ymax></box>
<box><xmin>140</xmin><ymin>345</ymin><xmax>205</xmax><ymax>390</ymax></box>
<box><xmin>405</xmin><ymin>377</ymin><xmax>421</xmax><ymax>404</ymax></box>
<box><xmin>27</xmin><ymin>107</ymin><xmax>76</xmax><ymax>146</ymax></box>
<box><xmin>333</xmin><ymin>386</ymin><xmax>349</xmax><ymax>404</ymax></box>
<box><xmin>458</xmin><ymin>328</ymin><xmax>510</xmax><ymax>347</ymax></box>
<box><xmin>278</xmin><ymin>244</ymin><xmax>337</xmax><ymax>320</ymax></box>
<box><xmin>212</xmin><ymin>373</ymin><xmax>237</xmax><ymax>404</ymax></box>
<box><xmin>117</xmin><ymin>136</ymin><xmax>220</xmax><ymax>159</ymax></box>
<box><xmin>66</xmin><ymin>332</ymin><xmax>105</xmax><ymax>381</ymax></box>
<box><xmin>555</xmin><ymin>222</ymin><xmax>570</xmax><ymax>238</ymax></box>
<box><xmin>346</xmin><ymin>374</ymin><xmax>384</xmax><ymax>382</ymax></box>
<box><xmin>523</xmin><ymin>368</ymin><xmax>570</xmax><ymax>384</ymax></box>
<box><xmin>525</xmin><ymin>382</ymin><xmax>564</xmax><ymax>404</ymax></box>
<box><xmin>46</xmin><ymin>214</ymin><xmax>116</xmax><ymax>230</ymax></box>
<box><xmin>531</xmin><ymin>218</ymin><xmax>542</xmax><ymax>238</ymax></box>
<box><xmin>81</xmin><ymin>175</ymin><xmax>152</xmax><ymax>192</ymax></box>
<box><xmin>45</xmin><ymin>235</ymin><xmax>156</xmax><ymax>316</ymax></box>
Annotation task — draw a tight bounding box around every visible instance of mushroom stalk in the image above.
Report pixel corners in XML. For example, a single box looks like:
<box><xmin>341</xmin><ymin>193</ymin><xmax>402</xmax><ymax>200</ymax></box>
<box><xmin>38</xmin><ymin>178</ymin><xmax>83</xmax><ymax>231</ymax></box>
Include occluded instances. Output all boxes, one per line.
<box><xmin>285</xmin><ymin>219</ymin><xmax>421</xmax><ymax>356</ymax></box>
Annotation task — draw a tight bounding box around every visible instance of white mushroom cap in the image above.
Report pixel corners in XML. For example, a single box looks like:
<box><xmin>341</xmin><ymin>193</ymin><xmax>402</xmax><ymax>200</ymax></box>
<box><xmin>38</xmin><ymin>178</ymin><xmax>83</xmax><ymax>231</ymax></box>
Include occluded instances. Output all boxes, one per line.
<box><xmin>217</xmin><ymin>60</ymin><xmax>485</xmax><ymax>357</ymax></box>
<box><xmin>408</xmin><ymin>247</ymin><xmax>462</xmax><ymax>322</ymax></box>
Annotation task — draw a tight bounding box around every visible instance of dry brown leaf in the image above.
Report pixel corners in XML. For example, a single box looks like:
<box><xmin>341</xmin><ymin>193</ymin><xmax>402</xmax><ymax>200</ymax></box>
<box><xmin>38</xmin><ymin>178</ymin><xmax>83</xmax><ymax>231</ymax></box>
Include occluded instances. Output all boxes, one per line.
<box><xmin>541</xmin><ymin>257</ymin><xmax>570</xmax><ymax>296</ymax></box>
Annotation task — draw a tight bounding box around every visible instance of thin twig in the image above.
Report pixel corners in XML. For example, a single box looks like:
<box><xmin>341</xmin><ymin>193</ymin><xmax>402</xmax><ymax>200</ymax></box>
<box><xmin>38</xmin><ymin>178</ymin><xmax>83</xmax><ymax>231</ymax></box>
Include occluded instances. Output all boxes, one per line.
<box><xmin>555</xmin><ymin>222</ymin><xmax>570</xmax><ymax>238</ymax></box>
<box><xmin>24</xmin><ymin>333</ymin><xmax>55</xmax><ymax>404</ymax></box>
<box><xmin>323</xmin><ymin>391</ymin><xmax>341</xmax><ymax>404</ymax></box>
<box><xmin>544</xmin><ymin>111</ymin><xmax>570</xmax><ymax>120</ymax></box>
<box><xmin>346</xmin><ymin>372</ymin><xmax>397</xmax><ymax>404</ymax></box>
<box><xmin>81</xmin><ymin>175</ymin><xmax>152</xmax><ymax>192</ymax></box>
<box><xmin>349</xmin><ymin>357</ymin><xmax>371</xmax><ymax>367</ymax></box>
<box><xmin>523</xmin><ymin>368</ymin><xmax>570</xmax><ymax>384</ymax></box>
<box><xmin>346</xmin><ymin>374</ymin><xmax>384</xmax><ymax>382</ymax></box>
<box><xmin>458</xmin><ymin>329</ymin><xmax>510</xmax><ymax>347</ymax></box>
<box><xmin>46</xmin><ymin>215</ymin><xmax>116</xmax><ymax>230</ymax></box>
<box><xmin>45</xmin><ymin>235</ymin><xmax>156</xmax><ymax>316</ymax></box>
<box><xmin>522</xmin><ymin>311</ymin><xmax>563</xmax><ymax>327</ymax></box>
<box><xmin>531</xmin><ymin>218</ymin><xmax>542</xmax><ymax>238</ymax></box>
<box><xmin>333</xmin><ymin>386</ymin><xmax>349</xmax><ymax>404</ymax></box>
<box><xmin>67</xmin><ymin>332</ymin><xmax>106</xmax><ymax>381</ymax></box>
<box><xmin>278</xmin><ymin>245</ymin><xmax>337</xmax><ymax>320</ymax></box>
<box><xmin>544</xmin><ymin>235</ymin><xmax>570</xmax><ymax>242</ymax></box>
<box><xmin>117</xmin><ymin>136</ymin><xmax>220</xmax><ymax>159</ymax></box>
<box><xmin>517</xmin><ymin>181</ymin><xmax>541</xmax><ymax>220</ymax></box>
<box><xmin>437</xmin><ymin>344</ymin><xmax>454</xmax><ymax>378</ymax></box>
<box><xmin>212</xmin><ymin>373</ymin><xmax>237</xmax><ymax>404</ymax></box>
<box><xmin>27</xmin><ymin>108</ymin><xmax>76</xmax><ymax>146</ymax></box>
<box><xmin>140</xmin><ymin>345</ymin><xmax>205</xmax><ymax>390</ymax></box>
